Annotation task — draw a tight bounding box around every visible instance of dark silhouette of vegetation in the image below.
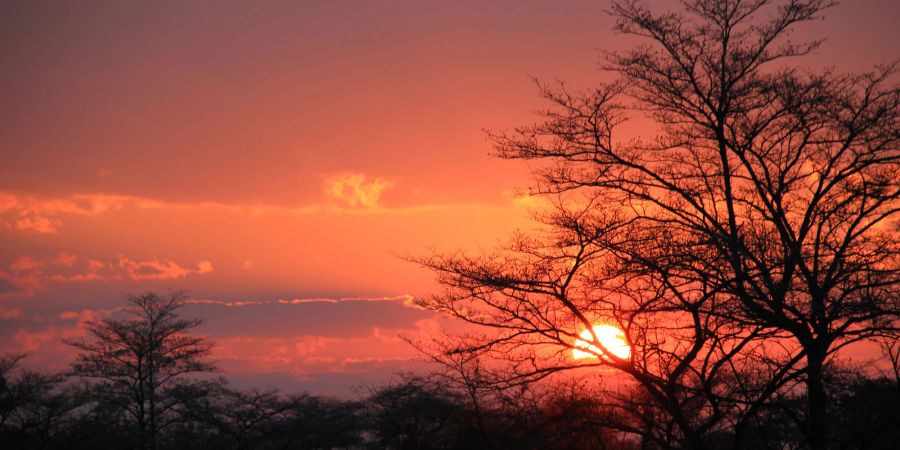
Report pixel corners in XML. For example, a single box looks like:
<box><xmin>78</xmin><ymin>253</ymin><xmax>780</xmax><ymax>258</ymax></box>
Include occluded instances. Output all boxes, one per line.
<box><xmin>2</xmin><ymin>348</ymin><xmax>898</xmax><ymax>449</ymax></box>
<box><xmin>411</xmin><ymin>1</ymin><xmax>898</xmax><ymax>449</ymax></box>
<box><xmin>0</xmin><ymin>286</ymin><xmax>896</xmax><ymax>449</ymax></box>
<box><xmin>64</xmin><ymin>291</ymin><xmax>217</xmax><ymax>450</ymax></box>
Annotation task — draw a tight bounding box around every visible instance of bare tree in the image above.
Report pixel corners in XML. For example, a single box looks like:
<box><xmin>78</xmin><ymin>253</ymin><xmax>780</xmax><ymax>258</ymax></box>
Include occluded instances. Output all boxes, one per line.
<box><xmin>416</xmin><ymin>1</ymin><xmax>899</xmax><ymax>449</ymax></box>
<box><xmin>364</xmin><ymin>375</ymin><xmax>468</xmax><ymax>450</ymax></box>
<box><xmin>416</xmin><ymin>202</ymin><xmax>799</xmax><ymax>448</ymax></box>
<box><xmin>0</xmin><ymin>353</ymin><xmax>88</xmax><ymax>449</ymax></box>
<box><xmin>0</xmin><ymin>353</ymin><xmax>31</xmax><ymax>431</ymax></box>
<box><xmin>65</xmin><ymin>291</ymin><xmax>217</xmax><ymax>450</ymax></box>
<box><xmin>171</xmin><ymin>380</ymin><xmax>290</xmax><ymax>450</ymax></box>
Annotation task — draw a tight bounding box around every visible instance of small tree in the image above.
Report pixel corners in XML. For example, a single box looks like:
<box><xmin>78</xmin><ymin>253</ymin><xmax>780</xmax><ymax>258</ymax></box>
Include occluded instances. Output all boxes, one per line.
<box><xmin>66</xmin><ymin>291</ymin><xmax>216</xmax><ymax>450</ymax></box>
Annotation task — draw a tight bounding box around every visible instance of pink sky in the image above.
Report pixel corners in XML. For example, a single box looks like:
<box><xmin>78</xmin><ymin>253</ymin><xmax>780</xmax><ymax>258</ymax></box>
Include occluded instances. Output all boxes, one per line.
<box><xmin>1</xmin><ymin>0</ymin><xmax>898</xmax><ymax>395</ymax></box>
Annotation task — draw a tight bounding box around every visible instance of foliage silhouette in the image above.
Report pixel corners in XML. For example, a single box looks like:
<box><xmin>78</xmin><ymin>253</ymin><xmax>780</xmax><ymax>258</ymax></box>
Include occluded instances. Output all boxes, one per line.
<box><xmin>413</xmin><ymin>1</ymin><xmax>899</xmax><ymax>448</ymax></box>
<box><xmin>64</xmin><ymin>291</ymin><xmax>217</xmax><ymax>450</ymax></box>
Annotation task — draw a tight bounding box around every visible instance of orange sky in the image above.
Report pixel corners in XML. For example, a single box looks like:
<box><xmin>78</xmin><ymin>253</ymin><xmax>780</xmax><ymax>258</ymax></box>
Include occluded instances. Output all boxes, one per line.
<box><xmin>2</xmin><ymin>0</ymin><xmax>898</xmax><ymax>395</ymax></box>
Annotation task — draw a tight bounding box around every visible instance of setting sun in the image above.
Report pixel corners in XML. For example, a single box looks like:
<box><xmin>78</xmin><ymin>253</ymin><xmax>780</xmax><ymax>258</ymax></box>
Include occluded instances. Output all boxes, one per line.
<box><xmin>573</xmin><ymin>325</ymin><xmax>630</xmax><ymax>360</ymax></box>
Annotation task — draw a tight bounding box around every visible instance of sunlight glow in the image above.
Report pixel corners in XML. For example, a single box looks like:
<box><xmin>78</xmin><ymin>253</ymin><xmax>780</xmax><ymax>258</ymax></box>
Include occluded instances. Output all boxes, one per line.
<box><xmin>572</xmin><ymin>325</ymin><xmax>630</xmax><ymax>360</ymax></box>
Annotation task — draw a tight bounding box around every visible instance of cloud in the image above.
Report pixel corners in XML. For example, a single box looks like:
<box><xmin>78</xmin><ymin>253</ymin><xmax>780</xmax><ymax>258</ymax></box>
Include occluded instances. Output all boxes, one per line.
<box><xmin>115</xmin><ymin>256</ymin><xmax>216</xmax><ymax>281</ymax></box>
<box><xmin>1</xmin><ymin>307</ymin><xmax>116</xmax><ymax>370</ymax></box>
<box><xmin>278</xmin><ymin>294</ymin><xmax>424</xmax><ymax>309</ymax></box>
<box><xmin>58</xmin><ymin>308</ymin><xmax>114</xmax><ymax>323</ymax></box>
<box><xmin>0</xmin><ymin>299</ymin><xmax>444</xmax><ymax>396</ymax></box>
<box><xmin>186</xmin><ymin>294</ymin><xmax>416</xmax><ymax>308</ymax></box>
<box><xmin>13</xmin><ymin>216</ymin><xmax>61</xmax><ymax>234</ymax></box>
<box><xmin>0</xmin><ymin>192</ymin><xmax>134</xmax><ymax>234</ymax></box>
<box><xmin>117</xmin><ymin>256</ymin><xmax>192</xmax><ymax>281</ymax></box>
<box><xmin>0</xmin><ymin>271</ymin><xmax>29</xmax><ymax>299</ymax></box>
<box><xmin>10</xmin><ymin>255</ymin><xmax>42</xmax><ymax>272</ymax></box>
<box><xmin>212</xmin><ymin>322</ymin><xmax>431</xmax><ymax>376</ymax></box>
<box><xmin>186</xmin><ymin>299</ymin><xmax>264</xmax><ymax>308</ymax></box>
<box><xmin>325</xmin><ymin>173</ymin><xmax>393</xmax><ymax>209</ymax></box>
<box><xmin>0</xmin><ymin>253</ymin><xmax>215</xmax><ymax>298</ymax></box>
<box><xmin>196</xmin><ymin>260</ymin><xmax>214</xmax><ymax>274</ymax></box>
<box><xmin>56</xmin><ymin>252</ymin><xmax>78</xmax><ymax>267</ymax></box>
<box><xmin>0</xmin><ymin>305</ymin><xmax>23</xmax><ymax>320</ymax></box>
<box><xmin>184</xmin><ymin>295</ymin><xmax>434</xmax><ymax>340</ymax></box>
<box><xmin>0</xmin><ymin>187</ymin><xmax>516</xmax><ymax>238</ymax></box>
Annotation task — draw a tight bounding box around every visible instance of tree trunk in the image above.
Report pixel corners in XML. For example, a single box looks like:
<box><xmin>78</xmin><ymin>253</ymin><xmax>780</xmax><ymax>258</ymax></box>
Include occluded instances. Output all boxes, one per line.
<box><xmin>806</xmin><ymin>349</ymin><xmax>828</xmax><ymax>450</ymax></box>
<box><xmin>137</xmin><ymin>359</ymin><xmax>147</xmax><ymax>450</ymax></box>
<box><xmin>148</xmin><ymin>381</ymin><xmax>157</xmax><ymax>450</ymax></box>
<box><xmin>685</xmin><ymin>430</ymin><xmax>707</xmax><ymax>450</ymax></box>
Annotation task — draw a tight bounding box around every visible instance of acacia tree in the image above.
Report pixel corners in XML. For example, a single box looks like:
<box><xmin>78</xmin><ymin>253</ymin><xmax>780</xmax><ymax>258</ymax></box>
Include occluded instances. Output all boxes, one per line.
<box><xmin>417</xmin><ymin>1</ymin><xmax>899</xmax><ymax>449</ymax></box>
<box><xmin>66</xmin><ymin>292</ymin><xmax>216</xmax><ymax>450</ymax></box>
<box><xmin>418</xmin><ymin>200</ymin><xmax>800</xmax><ymax>448</ymax></box>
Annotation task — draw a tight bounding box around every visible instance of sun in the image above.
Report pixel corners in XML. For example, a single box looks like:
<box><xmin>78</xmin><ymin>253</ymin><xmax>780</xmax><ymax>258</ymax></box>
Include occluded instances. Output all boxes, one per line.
<box><xmin>573</xmin><ymin>325</ymin><xmax>630</xmax><ymax>360</ymax></box>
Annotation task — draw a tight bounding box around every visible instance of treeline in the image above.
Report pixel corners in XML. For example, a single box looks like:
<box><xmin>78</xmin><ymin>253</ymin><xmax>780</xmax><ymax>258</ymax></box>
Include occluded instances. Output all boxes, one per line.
<box><xmin>2</xmin><ymin>293</ymin><xmax>897</xmax><ymax>450</ymax></box>
<box><xmin>1</xmin><ymin>355</ymin><xmax>898</xmax><ymax>450</ymax></box>
<box><xmin>0</xmin><ymin>359</ymin><xmax>606</xmax><ymax>450</ymax></box>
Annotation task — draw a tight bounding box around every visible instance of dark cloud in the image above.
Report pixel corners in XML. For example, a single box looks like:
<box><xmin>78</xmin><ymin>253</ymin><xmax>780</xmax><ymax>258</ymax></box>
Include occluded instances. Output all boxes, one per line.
<box><xmin>187</xmin><ymin>299</ymin><xmax>434</xmax><ymax>339</ymax></box>
<box><xmin>225</xmin><ymin>359</ymin><xmax>436</xmax><ymax>398</ymax></box>
<box><xmin>0</xmin><ymin>275</ymin><xmax>22</xmax><ymax>294</ymax></box>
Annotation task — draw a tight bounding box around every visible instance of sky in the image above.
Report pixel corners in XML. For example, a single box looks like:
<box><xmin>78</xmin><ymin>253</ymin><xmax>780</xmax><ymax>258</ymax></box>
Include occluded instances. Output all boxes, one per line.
<box><xmin>1</xmin><ymin>0</ymin><xmax>898</xmax><ymax>396</ymax></box>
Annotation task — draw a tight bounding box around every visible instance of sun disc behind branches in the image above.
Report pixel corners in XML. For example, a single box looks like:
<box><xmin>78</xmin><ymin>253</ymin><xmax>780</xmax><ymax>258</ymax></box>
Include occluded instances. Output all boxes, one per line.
<box><xmin>573</xmin><ymin>325</ymin><xmax>630</xmax><ymax>360</ymax></box>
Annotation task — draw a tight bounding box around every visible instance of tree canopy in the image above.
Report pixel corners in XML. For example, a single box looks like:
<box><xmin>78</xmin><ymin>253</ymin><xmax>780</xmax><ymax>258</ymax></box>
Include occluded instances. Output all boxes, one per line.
<box><xmin>415</xmin><ymin>1</ymin><xmax>899</xmax><ymax>448</ymax></box>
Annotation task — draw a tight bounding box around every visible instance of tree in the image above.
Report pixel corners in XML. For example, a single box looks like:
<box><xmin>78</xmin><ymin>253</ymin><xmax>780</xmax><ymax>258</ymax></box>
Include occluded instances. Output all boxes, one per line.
<box><xmin>170</xmin><ymin>380</ymin><xmax>293</xmax><ymax>450</ymax></box>
<box><xmin>365</xmin><ymin>375</ymin><xmax>469</xmax><ymax>450</ymax></box>
<box><xmin>0</xmin><ymin>353</ymin><xmax>88</xmax><ymax>450</ymax></box>
<box><xmin>66</xmin><ymin>291</ymin><xmax>217</xmax><ymax>450</ymax></box>
<box><xmin>273</xmin><ymin>393</ymin><xmax>364</xmax><ymax>450</ymax></box>
<box><xmin>417</xmin><ymin>200</ymin><xmax>792</xmax><ymax>448</ymax></box>
<box><xmin>416</xmin><ymin>1</ymin><xmax>899</xmax><ymax>449</ymax></box>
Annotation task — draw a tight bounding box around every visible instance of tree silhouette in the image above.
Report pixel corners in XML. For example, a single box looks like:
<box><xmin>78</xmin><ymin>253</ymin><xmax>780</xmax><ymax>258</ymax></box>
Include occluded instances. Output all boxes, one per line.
<box><xmin>416</xmin><ymin>1</ymin><xmax>899</xmax><ymax>449</ymax></box>
<box><xmin>416</xmin><ymin>199</ymin><xmax>800</xmax><ymax>448</ymax></box>
<box><xmin>170</xmin><ymin>380</ymin><xmax>291</xmax><ymax>450</ymax></box>
<box><xmin>0</xmin><ymin>354</ymin><xmax>90</xmax><ymax>449</ymax></box>
<box><xmin>65</xmin><ymin>291</ymin><xmax>217</xmax><ymax>450</ymax></box>
<box><xmin>365</xmin><ymin>376</ymin><xmax>467</xmax><ymax>450</ymax></box>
